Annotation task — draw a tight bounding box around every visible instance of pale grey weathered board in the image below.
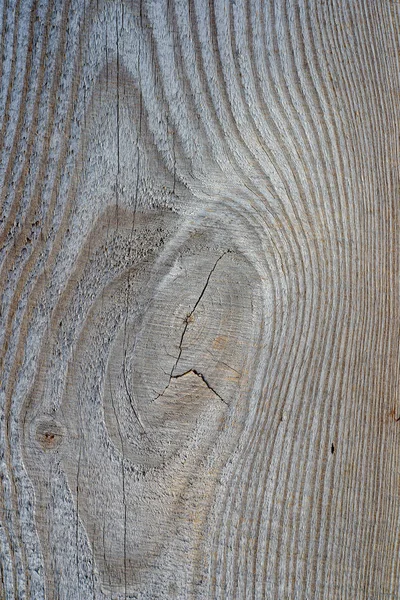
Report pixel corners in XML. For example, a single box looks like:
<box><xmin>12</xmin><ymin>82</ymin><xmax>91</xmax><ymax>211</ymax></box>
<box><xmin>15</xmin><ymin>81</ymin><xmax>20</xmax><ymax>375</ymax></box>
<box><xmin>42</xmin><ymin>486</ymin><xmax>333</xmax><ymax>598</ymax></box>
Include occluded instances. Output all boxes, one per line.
<box><xmin>1</xmin><ymin>0</ymin><xmax>400</xmax><ymax>598</ymax></box>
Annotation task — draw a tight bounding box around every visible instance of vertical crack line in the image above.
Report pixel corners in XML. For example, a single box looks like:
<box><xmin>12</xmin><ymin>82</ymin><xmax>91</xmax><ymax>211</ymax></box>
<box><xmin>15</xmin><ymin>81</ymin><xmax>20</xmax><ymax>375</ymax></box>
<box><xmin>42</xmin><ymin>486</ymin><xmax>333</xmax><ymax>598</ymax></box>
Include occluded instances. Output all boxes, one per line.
<box><xmin>129</xmin><ymin>0</ymin><xmax>142</xmax><ymax>241</ymax></box>
<box><xmin>170</xmin><ymin>250</ymin><xmax>231</xmax><ymax>379</ymax></box>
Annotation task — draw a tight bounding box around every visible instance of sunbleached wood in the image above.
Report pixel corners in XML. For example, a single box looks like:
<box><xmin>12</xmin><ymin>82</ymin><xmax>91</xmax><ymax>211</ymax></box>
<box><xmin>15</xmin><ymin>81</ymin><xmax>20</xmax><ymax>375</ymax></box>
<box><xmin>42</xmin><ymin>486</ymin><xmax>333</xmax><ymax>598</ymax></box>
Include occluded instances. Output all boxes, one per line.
<box><xmin>1</xmin><ymin>1</ymin><xmax>400</xmax><ymax>598</ymax></box>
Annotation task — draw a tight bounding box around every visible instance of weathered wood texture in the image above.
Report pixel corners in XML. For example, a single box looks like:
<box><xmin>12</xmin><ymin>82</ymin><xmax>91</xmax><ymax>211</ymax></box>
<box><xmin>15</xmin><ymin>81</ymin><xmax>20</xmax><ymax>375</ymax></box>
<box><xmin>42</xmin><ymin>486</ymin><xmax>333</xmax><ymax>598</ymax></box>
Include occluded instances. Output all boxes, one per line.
<box><xmin>1</xmin><ymin>0</ymin><xmax>400</xmax><ymax>598</ymax></box>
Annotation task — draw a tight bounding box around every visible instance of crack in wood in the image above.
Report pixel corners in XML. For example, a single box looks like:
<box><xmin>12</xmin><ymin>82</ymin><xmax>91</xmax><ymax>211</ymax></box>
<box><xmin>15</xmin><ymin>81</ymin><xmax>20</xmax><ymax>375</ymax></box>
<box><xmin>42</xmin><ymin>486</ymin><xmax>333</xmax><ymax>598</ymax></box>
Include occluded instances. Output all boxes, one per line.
<box><xmin>154</xmin><ymin>251</ymin><xmax>231</xmax><ymax>405</ymax></box>
<box><xmin>157</xmin><ymin>368</ymin><xmax>229</xmax><ymax>406</ymax></box>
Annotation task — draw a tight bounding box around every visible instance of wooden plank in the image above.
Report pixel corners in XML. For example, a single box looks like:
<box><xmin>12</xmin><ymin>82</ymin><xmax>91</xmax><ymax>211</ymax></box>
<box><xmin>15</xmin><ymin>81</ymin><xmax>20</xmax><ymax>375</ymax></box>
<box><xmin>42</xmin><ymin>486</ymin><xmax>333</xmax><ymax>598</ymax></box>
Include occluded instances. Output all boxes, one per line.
<box><xmin>2</xmin><ymin>0</ymin><xmax>400</xmax><ymax>598</ymax></box>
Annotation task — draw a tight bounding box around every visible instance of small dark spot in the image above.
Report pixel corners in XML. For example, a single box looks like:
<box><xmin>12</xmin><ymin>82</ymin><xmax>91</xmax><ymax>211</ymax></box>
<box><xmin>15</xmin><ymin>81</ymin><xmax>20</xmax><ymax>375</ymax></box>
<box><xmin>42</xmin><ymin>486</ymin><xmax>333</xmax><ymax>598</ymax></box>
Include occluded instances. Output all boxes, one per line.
<box><xmin>184</xmin><ymin>313</ymin><xmax>195</xmax><ymax>325</ymax></box>
<box><xmin>331</xmin><ymin>443</ymin><xmax>335</xmax><ymax>454</ymax></box>
<box><xmin>35</xmin><ymin>418</ymin><xmax>64</xmax><ymax>451</ymax></box>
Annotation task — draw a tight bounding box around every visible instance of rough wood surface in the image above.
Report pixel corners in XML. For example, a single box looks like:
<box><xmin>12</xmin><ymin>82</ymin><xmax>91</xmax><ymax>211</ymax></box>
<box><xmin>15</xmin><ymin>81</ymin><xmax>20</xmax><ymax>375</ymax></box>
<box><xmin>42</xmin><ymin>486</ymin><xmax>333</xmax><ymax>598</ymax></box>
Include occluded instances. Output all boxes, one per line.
<box><xmin>2</xmin><ymin>1</ymin><xmax>400</xmax><ymax>598</ymax></box>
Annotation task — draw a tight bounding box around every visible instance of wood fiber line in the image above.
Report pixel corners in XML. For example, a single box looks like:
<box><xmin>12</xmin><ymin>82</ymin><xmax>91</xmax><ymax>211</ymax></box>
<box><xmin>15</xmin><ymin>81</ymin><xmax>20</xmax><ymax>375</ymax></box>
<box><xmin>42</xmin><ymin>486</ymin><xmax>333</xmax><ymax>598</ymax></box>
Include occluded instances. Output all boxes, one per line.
<box><xmin>0</xmin><ymin>1</ymin><xmax>400</xmax><ymax>599</ymax></box>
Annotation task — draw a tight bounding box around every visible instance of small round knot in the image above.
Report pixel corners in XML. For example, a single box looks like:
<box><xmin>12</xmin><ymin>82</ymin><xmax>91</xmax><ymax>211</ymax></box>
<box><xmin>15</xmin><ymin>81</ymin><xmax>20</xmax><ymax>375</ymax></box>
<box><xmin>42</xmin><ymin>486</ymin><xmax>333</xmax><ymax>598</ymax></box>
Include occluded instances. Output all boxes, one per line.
<box><xmin>35</xmin><ymin>418</ymin><xmax>64</xmax><ymax>451</ymax></box>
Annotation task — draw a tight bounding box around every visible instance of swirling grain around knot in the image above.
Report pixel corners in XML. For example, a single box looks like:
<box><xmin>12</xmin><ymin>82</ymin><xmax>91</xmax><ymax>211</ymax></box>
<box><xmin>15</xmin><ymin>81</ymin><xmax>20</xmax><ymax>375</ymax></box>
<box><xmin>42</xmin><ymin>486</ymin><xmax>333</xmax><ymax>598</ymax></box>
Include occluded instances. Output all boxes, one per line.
<box><xmin>21</xmin><ymin>205</ymin><xmax>269</xmax><ymax>596</ymax></box>
<box><xmin>1</xmin><ymin>1</ymin><xmax>400</xmax><ymax>599</ymax></box>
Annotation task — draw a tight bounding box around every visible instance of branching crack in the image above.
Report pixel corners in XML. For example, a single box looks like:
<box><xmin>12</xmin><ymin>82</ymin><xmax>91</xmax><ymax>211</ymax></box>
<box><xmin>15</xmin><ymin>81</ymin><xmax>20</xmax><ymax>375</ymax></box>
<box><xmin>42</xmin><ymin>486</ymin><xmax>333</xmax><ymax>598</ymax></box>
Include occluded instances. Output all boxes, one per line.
<box><xmin>154</xmin><ymin>250</ymin><xmax>231</xmax><ymax>405</ymax></box>
<box><xmin>170</xmin><ymin>250</ymin><xmax>230</xmax><ymax>377</ymax></box>
<box><xmin>156</xmin><ymin>369</ymin><xmax>229</xmax><ymax>406</ymax></box>
<box><xmin>182</xmin><ymin>369</ymin><xmax>229</xmax><ymax>405</ymax></box>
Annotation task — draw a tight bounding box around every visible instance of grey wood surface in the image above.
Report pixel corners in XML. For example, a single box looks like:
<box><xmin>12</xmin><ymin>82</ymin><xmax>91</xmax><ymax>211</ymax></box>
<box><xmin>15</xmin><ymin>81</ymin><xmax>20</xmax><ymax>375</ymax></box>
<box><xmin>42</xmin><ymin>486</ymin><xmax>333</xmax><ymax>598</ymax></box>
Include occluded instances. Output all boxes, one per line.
<box><xmin>1</xmin><ymin>0</ymin><xmax>400</xmax><ymax>598</ymax></box>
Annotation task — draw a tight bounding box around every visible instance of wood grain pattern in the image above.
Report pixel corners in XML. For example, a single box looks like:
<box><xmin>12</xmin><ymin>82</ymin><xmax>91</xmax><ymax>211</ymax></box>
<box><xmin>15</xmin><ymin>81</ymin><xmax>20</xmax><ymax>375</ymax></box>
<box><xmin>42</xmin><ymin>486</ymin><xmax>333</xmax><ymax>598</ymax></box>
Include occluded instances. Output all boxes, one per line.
<box><xmin>2</xmin><ymin>0</ymin><xmax>400</xmax><ymax>598</ymax></box>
